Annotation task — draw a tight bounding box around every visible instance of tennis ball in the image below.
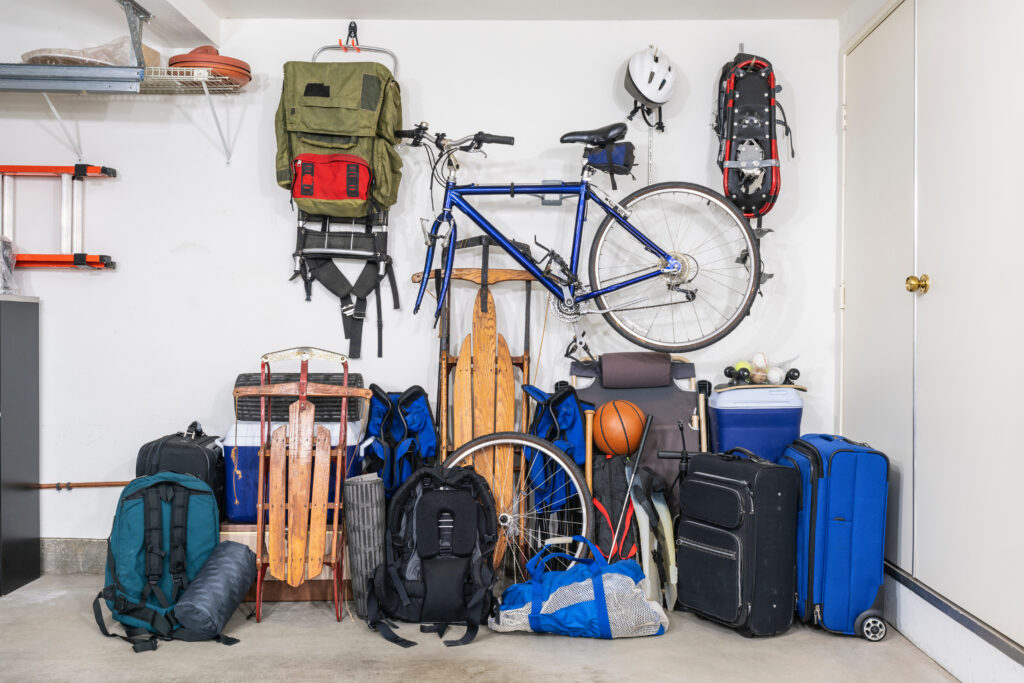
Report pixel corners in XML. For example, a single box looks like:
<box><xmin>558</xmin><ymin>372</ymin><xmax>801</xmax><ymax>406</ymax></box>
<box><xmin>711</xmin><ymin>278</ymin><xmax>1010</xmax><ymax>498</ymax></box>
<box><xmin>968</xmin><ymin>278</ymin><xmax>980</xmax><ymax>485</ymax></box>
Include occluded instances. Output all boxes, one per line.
<box><xmin>734</xmin><ymin>361</ymin><xmax>752</xmax><ymax>373</ymax></box>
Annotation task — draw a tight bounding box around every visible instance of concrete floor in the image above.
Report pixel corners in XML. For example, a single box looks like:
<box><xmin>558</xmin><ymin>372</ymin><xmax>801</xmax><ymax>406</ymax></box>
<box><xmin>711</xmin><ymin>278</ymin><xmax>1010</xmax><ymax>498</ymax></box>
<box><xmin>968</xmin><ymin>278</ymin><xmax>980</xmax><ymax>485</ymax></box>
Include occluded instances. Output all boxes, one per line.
<box><xmin>0</xmin><ymin>574</ymin><xmax>953</xmax><ymax>682</ymax></box>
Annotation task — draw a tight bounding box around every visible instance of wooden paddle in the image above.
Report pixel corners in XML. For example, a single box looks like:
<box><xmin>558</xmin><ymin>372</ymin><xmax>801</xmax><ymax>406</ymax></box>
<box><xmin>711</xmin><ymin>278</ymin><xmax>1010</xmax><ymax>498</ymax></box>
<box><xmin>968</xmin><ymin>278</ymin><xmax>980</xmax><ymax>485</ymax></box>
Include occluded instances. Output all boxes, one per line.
<box><xmin>267</xmin><ymin>426</ymin><xmax>288</xmax><ymax>581</ymax></box>
<box><xmin>452</xmin><ymin>334</ymin><xmax>474</xmax><ymax>450</ymax></box>
<box><xmin>470</xmin><ymin>291</ymin><xmax>498</xmax><ymax>484</ymax></box>
<box><xmin>493</xmin><ymin>334</ymin><xmax>516</xmax><ymax>566</ymax></box>
<box><xmin>286</xmin><ymin>400</ymin><xmax>315</xmax><ymax>587</ymax></box>
<box><xmin>305</xmin><ymin>425</ymin><xmax>331</xmax><ymax>580</ymax></box>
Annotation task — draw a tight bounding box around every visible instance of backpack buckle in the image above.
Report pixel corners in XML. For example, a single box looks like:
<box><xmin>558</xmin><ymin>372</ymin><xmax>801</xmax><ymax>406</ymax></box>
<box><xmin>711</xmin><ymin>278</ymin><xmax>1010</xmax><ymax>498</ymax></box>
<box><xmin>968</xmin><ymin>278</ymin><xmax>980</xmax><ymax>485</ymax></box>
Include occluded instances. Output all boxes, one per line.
<box><xmin>341</xmin><ymin>302</ymin><xmax>364</xmax><ymax>319</ymax></box>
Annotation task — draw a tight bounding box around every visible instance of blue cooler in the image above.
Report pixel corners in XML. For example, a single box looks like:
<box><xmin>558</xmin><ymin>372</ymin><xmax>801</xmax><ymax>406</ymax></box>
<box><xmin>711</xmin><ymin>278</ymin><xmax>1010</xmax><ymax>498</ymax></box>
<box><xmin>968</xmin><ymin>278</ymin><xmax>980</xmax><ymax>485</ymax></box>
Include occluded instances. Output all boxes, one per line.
<box><xmin>219</xmin><ymin>420</ymin><xmax>361</xmax><ymax>523</ymax></box>
<box><xmin>709</xmin><ymin>386</ymin><xmax>803</xmax><ymax>463</ymax></box>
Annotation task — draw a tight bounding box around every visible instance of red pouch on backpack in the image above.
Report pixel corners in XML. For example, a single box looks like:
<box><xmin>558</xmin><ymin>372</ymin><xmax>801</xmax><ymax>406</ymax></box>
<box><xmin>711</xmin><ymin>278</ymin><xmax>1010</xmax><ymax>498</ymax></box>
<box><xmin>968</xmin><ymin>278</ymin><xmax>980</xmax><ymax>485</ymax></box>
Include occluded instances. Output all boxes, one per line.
<box><xmin>291</xmin><ymin>154</ymin><xmax>371</xmax><ymax>202</ymax></box>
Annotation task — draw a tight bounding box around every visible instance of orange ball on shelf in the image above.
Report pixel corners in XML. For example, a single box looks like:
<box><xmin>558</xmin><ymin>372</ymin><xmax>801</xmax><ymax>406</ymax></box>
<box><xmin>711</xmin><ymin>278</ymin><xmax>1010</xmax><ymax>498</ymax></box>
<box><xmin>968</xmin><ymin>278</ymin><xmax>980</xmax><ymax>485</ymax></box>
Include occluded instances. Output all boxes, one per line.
<box><xmin>593</xmin><ymin>400</ymin><xmax>646</xmax><ymax>456</ymax></box>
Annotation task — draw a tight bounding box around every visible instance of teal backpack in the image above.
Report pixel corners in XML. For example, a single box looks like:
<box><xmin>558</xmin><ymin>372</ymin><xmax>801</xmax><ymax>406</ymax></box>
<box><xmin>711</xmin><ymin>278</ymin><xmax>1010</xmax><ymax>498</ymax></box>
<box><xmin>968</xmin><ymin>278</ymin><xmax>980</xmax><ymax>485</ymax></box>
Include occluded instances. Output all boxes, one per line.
<box><xmin>93</xmin><ymin>472</ymin><xmax>227</xmax><ymax>652</ymax></box>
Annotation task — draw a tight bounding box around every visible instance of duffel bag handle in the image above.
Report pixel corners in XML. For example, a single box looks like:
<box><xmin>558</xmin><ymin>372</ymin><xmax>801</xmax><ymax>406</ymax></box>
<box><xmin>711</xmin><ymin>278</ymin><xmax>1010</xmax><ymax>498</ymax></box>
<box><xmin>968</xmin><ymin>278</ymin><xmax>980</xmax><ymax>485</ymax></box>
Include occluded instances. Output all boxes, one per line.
<box><xmin>722</xmin><ymin>446</ymin><xmax>768</xmax><ymax>463</ymax></box>
<box><xmin>526</xmin><ymin>535</ymin><xmax>607</xmax><ymax>578</ymax></box>
<box><xmin>184</xmin><ymin>421</ymin><xmax>205</xmax><ymax>439</ymax></box>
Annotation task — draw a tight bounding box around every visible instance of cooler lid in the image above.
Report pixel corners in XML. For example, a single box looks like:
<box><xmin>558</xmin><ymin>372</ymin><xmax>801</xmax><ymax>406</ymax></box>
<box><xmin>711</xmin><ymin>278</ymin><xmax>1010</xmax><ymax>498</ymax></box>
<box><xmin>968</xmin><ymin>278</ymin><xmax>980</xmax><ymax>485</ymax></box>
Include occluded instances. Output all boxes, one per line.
<box><xmin>709</xmin><ymin>386</ymin><xmax>804</xmax><ymax>409</ymax></box>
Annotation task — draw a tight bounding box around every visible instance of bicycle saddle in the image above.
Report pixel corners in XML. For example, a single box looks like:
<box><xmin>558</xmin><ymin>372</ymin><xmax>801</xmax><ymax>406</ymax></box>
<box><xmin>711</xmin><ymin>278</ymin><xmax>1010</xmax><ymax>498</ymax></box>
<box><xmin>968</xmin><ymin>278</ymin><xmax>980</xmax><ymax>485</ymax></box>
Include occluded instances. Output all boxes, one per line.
<box><xmin>559</xmin><ymin>122</ymin><xmax>628</xmax><ymax>146</ymax></box>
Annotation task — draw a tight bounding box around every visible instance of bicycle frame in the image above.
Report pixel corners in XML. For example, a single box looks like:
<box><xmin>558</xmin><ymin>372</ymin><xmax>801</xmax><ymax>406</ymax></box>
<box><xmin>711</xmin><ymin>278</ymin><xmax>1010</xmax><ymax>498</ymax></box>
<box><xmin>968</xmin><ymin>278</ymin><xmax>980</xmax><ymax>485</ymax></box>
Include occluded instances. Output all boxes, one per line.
<box><xmin>413</xmin><ymin>179</ymin><xmax>681</xmax><ymax>318</ymax></box>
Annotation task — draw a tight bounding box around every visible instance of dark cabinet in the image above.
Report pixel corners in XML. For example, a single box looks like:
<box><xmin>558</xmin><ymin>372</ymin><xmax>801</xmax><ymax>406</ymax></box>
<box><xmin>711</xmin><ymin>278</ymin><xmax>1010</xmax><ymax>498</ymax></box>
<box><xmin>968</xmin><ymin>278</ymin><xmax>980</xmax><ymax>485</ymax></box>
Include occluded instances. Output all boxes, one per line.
<box><xmin>0</xmin><ymin>296</ymin><xmax>40</xmax><ymax>594</ymax></box>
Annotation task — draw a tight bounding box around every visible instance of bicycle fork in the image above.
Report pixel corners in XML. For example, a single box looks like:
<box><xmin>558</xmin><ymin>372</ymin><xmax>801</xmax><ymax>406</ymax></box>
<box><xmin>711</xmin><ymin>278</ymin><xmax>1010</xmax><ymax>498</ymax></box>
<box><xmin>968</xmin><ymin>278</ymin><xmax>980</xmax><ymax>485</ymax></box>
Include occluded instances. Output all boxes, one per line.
<box><xmin>413</xmin><ymin>209</ymin><xmax>457</xmax><ymax>322</ymax></box>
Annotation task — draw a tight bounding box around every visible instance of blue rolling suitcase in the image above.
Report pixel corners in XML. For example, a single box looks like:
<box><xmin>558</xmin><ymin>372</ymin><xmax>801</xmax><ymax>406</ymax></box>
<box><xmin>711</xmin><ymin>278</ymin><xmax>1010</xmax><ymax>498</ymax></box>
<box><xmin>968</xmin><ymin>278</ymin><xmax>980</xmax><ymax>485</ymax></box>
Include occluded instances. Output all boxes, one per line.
<box><xmin>779</xmin><ymin>434</ymin><xmax>889</xmax><ymax>641</ymax></box>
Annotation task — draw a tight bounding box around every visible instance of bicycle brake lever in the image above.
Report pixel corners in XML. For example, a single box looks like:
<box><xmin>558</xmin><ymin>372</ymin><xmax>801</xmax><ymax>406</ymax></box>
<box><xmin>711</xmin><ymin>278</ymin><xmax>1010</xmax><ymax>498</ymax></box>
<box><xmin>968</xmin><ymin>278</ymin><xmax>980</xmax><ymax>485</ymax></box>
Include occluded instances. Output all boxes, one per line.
<box><xmin>458</xmin><ymin>142</ymin><xmax>488</xmax><ymax>157</ymax></box>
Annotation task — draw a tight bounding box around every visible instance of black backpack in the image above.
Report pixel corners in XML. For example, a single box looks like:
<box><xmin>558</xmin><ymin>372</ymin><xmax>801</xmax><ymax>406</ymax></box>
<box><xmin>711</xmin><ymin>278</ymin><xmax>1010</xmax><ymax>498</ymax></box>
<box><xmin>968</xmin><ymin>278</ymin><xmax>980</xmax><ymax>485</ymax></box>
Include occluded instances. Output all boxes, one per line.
<box><xmin>367</xmin><ymin>466</ymin><xmax>498</xmax><ymax>647</ymax></box>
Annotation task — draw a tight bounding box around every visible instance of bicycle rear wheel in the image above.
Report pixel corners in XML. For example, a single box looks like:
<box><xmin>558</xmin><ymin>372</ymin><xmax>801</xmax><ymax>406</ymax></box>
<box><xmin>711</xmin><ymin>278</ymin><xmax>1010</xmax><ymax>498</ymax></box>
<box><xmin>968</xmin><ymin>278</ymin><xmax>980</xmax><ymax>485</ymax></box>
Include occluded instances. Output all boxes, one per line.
<box><xmin>445</xmin><ymin>432</ymin><xmax>593</xmax><ymax>589</ymax></box>
<box><xmin>588</xmin><ymin>182</ymin><xmax>760</xmax><ymax>352</ymax></box>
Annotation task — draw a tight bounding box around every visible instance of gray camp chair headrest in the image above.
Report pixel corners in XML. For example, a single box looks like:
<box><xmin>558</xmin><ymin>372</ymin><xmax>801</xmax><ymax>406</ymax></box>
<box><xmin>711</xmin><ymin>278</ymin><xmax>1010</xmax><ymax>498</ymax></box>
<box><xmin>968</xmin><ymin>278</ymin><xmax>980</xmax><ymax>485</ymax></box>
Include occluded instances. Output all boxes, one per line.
<box><xmin>570</xmin><ymin>352</ymin><xmax>695</xmax><ymax>389</ymax></box>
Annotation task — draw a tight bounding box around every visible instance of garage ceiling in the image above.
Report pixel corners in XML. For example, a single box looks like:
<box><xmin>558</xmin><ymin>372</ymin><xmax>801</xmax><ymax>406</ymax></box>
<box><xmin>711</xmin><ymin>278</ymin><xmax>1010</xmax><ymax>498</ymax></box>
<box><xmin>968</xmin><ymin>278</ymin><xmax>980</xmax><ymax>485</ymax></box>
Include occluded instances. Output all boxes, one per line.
<box><xmin>203</xmin><ymin>0</ymin><xmax>856</xmax><ymax>21</ymax></box>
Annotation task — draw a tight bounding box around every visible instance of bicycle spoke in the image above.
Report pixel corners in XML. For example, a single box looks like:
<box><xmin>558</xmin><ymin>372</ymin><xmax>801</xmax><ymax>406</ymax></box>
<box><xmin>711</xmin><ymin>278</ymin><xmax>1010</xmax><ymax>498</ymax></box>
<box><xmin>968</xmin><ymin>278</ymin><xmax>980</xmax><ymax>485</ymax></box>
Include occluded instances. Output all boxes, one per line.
<box><xmin>447</xmin><ymin>433</ymin><xmax>592</xmax><ymax>590</ymax></box>
<box><xmin>589</xmin><ymin>183</ymin><xmax>758</xmax><ymax>350</ymax></box>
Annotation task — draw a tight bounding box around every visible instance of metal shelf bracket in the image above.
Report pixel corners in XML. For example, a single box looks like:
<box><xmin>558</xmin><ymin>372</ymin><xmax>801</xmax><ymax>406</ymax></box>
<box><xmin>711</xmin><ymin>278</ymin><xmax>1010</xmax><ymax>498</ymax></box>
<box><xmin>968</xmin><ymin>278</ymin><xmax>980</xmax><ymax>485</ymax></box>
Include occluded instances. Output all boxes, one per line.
<box><xmin>115</xmin><ymin>0</ymin><xmax>153</xmax><ymax>68</ymax></box>
<box><xmin>201</xmin><ymin>81</ymin><xmax>233</xmax><ymax>166</ymax></box>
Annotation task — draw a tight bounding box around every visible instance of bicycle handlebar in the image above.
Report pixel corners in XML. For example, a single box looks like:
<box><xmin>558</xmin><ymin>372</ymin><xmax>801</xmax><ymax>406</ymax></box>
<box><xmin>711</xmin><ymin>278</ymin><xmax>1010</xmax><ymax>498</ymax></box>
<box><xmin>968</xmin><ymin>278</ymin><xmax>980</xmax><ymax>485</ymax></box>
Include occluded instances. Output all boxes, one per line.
<box><xmin>394</xmin><ymin>123</ymin><xmax>514</xmax><ymax>149</ymax></box>
<box><xmin>475</xmin><ymin>132</ymin><xmax>514</xmax><ymax>146</ymax></box>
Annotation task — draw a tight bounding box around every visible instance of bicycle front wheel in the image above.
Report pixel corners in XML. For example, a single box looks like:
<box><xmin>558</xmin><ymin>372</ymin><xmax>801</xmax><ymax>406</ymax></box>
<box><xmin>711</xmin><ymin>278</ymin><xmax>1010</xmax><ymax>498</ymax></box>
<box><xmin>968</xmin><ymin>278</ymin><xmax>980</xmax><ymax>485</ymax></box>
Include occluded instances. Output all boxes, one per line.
<box><xmin>588</xmin><ymin>182</ymin><xmax>760</xmax><ymax>352</ymax></box>
<box><xmin>445</xmin><ymin>432</ymin><xmax>593</xmax><ymax>589</ymax></box>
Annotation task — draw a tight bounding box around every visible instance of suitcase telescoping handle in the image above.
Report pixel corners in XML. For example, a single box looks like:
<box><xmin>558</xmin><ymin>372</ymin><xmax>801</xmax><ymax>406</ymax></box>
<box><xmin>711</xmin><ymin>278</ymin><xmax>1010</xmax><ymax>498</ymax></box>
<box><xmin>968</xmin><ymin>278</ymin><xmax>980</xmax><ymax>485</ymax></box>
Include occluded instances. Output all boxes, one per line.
<box><xmin>818</xmin><ymin>434</ymin><xmax>873</xmax><ymax>449</ymax></box>
<box><xmin>656</xmin><ymin>418</ymin><xmax>693</xmax><ymax>463</ymax></box>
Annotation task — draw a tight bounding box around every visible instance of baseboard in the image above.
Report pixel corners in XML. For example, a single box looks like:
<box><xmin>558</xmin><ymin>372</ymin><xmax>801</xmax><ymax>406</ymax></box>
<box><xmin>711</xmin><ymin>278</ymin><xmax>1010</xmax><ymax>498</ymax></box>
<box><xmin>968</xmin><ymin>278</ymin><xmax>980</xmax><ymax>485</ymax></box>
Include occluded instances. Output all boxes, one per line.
<box><xmin>884</xmin><ymin>563</ymin><xmax>1024</xmax><ymax>681</ymax></box>
<box><xmin>41</xmin><ymin>538</ymin><xmax>106</xmax><ymax>574</ymax></box>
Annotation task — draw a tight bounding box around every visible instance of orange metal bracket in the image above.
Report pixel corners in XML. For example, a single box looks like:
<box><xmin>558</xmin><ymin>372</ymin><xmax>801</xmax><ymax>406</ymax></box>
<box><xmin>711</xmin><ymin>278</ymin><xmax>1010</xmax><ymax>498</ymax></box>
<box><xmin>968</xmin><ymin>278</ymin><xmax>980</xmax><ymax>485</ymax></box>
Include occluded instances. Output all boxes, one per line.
<box><xmin>15</xmin><ymin>254</ymin><xmax>115</xmax><ymax>269</ymax></box>
<box><xmin>1</xmin><ymin>164</ymin><xmax>117</xmax><ymax>269</ymax></box>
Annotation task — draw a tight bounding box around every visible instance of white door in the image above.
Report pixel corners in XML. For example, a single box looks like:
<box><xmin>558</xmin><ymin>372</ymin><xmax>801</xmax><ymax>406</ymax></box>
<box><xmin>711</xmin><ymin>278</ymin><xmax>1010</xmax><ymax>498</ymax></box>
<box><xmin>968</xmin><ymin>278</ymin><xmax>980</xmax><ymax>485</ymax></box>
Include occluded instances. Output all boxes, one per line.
<box><xmin>915</xmin><ymin>0</ymin><xmax>1024</xmax><ymax>646</ymax></box>
<box><xmin>841</xmin><ymin>0</ymin><xmax>915</xmax><ymax>571</ymax></box>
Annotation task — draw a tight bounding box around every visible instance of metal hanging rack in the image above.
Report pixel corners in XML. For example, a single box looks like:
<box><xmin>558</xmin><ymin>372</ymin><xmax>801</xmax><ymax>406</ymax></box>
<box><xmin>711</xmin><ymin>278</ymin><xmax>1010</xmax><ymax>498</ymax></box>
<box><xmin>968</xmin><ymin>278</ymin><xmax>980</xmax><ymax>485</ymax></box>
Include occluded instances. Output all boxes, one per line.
<box><xmin>311</xmin><ymin>21</ymin><xmax>399</xmax><ymax>75</ymax></box>
<box><xmin>0</xmin><ymin>0</ymin><xmax>246</xmax><ymax>165</ymax></box>
<box><xmin>138</xmin><ymin>66</ymin><xmax>247</xmax><ymax>165</ymax></box>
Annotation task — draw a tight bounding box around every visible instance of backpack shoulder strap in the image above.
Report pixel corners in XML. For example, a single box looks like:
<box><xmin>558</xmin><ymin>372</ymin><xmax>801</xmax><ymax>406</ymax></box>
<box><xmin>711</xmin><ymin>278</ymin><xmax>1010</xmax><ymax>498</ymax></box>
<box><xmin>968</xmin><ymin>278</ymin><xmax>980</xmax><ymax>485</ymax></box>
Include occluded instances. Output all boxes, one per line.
<box><xmin>143</xmin><ymin>486</ymin><xmax>171</xmax><ymax>609</ymax></box>
<box><xmin>369</xmin><ymin>384</ymin><xmax>398</xmax><ymax>444</ymax></box>
<box><xmin>440</xmin><ymin>467</ymin><xmax>496</xmax><ymax>647</ymax></box>
<box><xmin>167</xmin><ymin>485</ymin><xmax>191</xmax><ymax>601</ymax></box>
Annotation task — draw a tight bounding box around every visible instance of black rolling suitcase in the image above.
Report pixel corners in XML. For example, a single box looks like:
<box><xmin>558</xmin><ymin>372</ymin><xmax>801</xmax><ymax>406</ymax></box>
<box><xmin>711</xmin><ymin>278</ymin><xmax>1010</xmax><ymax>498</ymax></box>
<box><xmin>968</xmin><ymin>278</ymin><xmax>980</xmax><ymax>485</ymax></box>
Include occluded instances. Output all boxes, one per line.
<box><xmin>137</xmin><ymin>421</ymin><xmax>226</xmax><ymax>520</ymax></box>
<box><xmin>673</xmin><ymin>448</ymin><xmax>798</xmax><ymax>636</ymax></box>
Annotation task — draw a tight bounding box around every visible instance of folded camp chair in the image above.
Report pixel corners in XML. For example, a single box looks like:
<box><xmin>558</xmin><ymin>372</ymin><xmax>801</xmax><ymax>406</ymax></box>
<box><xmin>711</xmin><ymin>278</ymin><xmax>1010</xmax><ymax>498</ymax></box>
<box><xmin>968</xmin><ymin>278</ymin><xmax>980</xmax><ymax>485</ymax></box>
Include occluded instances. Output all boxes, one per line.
<box><xmin>232</xmin><ymin>347</ymin><xmax>371</xmax><ymax>622</ymax></box>
<box><xmin>570</xmin><ymin>352</ymin><xmax>698</xmax><ymax>510</ymax></box>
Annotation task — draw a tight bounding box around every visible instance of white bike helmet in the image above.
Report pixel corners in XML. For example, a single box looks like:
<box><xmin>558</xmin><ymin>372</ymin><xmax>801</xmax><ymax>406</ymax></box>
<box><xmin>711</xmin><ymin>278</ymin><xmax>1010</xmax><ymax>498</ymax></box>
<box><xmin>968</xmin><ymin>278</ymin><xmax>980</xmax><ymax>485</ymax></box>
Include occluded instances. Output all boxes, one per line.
<box><xmin>625</xmin><ymin>46</ymin><xmax>677</xmax><ymax>108</ymax></box>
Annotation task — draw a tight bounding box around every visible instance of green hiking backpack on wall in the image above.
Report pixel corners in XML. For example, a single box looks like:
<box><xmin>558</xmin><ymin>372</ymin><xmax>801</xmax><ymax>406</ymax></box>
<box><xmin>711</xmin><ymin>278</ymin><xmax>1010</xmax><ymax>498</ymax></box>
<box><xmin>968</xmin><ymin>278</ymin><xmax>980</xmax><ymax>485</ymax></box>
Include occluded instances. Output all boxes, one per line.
<box><xmin>275</xmin><ymin>61</ymin><xmax>403</xmax><ymax>218</ymax></box>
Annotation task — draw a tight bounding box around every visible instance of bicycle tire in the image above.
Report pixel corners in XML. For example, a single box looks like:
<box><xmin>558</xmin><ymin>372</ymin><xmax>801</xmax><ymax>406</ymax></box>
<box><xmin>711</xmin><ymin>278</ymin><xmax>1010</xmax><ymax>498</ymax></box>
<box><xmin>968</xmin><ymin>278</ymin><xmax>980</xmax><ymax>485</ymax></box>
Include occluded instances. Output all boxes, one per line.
<box><xmin>588</xmin><ymin>181</ymin><xmax>761</xmax><ymax>353</ymax></box>
<box><xmin>445</xmin><ymin>431</ymin><xmax>593</xmax><ymax>587</ymax></box>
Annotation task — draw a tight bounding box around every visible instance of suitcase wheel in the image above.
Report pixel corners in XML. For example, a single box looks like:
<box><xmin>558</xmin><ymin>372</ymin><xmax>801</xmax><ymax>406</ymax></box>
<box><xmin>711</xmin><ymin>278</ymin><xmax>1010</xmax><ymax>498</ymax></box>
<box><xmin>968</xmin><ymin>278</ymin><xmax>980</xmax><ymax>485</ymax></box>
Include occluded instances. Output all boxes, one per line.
<box><xmin>860</xmin><ymin>615</ymin><xmax>887</xmax><ymax>641</ymax></box>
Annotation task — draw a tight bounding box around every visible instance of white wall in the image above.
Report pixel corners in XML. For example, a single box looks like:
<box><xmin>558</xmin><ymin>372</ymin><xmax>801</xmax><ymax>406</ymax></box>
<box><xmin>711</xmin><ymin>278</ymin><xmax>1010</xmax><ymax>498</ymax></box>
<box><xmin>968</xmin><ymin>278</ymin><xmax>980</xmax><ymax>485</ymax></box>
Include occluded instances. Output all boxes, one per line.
<box><xmin>0</xmin><ymin>13</ymin><xmax>839</xmax><ymax>538</ymax></box>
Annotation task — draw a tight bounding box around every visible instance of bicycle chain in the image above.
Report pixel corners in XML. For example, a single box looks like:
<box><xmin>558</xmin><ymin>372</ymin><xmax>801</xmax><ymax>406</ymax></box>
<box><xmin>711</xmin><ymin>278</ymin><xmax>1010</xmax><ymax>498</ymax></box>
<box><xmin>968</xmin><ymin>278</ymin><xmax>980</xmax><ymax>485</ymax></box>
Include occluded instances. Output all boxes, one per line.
<box><xmin>593</xmin><ymin>265</ymin><xmax>698</xmax><ymax>313</ymax></box>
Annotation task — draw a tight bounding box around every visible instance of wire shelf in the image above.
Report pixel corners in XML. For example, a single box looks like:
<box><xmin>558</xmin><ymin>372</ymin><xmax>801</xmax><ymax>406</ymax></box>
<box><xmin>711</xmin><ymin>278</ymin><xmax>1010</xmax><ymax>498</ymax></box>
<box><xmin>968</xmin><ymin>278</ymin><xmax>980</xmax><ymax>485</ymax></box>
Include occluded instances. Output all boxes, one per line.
<box><xmin>139</xmin><ymin>66</ymin><xmax>247</xmax><ymax>95</ymax></box>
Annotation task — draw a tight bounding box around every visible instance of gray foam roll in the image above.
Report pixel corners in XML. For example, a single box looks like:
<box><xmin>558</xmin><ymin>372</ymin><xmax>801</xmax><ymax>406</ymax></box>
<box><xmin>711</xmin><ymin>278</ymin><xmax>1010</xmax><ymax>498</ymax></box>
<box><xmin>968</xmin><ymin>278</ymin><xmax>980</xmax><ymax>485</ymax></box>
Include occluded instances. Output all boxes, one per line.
<box><xmin>344</xmin><ymin>474</ymin><xmax>385</xmax><ymax>619</ymax></box>
<box><xmin>174</xmin><ymin>541</ymin><xmax>256</xmax><ymax>638</ymax></box>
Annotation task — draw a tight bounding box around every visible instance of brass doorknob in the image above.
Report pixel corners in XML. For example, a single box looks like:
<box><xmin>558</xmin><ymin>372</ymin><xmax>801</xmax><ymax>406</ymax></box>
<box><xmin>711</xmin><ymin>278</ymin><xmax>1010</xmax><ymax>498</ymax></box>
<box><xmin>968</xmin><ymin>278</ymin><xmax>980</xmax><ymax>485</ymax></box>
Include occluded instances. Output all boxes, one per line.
<box><xmin>905</xmin><ymin>274</ymin><xmax>930</xmax><ymax>293</ymax></box>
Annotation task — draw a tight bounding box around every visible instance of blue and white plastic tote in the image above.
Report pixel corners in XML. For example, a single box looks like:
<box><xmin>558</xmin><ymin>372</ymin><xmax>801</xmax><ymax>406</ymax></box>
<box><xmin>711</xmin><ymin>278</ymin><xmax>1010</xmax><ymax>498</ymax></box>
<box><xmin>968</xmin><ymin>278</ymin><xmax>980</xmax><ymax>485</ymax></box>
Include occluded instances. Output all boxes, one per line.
<box><xmin>488</xmin><ymin>536</ymin><xmax>668</xmax><ymax>638</ymax></box>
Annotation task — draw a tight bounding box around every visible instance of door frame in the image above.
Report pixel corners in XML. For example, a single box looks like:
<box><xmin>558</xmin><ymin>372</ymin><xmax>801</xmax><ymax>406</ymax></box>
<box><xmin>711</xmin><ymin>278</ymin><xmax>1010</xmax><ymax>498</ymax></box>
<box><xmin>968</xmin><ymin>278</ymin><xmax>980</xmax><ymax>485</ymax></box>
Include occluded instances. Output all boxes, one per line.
<box><xmin>838</xmin><ymin>0</ymin><xmax>916</xmax><ymax>570</ymax></box>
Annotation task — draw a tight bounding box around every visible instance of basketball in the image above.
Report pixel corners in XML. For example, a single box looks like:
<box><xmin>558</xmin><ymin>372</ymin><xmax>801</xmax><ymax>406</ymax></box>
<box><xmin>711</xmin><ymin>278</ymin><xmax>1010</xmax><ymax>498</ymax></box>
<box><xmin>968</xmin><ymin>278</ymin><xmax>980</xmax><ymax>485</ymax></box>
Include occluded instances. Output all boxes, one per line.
<box><xmin>594</xmin><ymin>400</ymin><xmax>646</xmax><ymax>456</ymax></box>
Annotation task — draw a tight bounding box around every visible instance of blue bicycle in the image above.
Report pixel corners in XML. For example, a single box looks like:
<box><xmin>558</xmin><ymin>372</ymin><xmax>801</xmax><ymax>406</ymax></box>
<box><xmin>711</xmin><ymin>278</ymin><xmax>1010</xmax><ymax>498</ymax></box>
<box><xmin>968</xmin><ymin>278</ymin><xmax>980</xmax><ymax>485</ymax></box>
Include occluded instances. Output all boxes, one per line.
<box><xmin>398</xmin><ymin>121</ymin><xmax>760</xmax><ymax>353</ymax></box>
